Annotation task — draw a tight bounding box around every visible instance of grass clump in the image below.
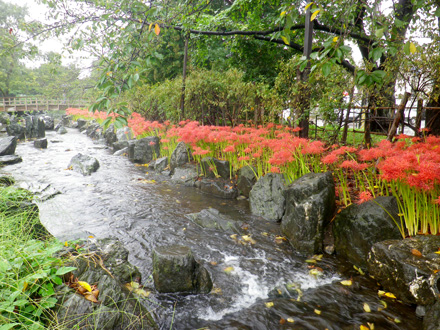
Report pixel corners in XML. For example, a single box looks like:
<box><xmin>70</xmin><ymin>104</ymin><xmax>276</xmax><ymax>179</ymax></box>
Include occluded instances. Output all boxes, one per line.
<box><xmin>0</xmin><ymin>184</ymin><xmax>75</xmax><ymax>330</ymax></box>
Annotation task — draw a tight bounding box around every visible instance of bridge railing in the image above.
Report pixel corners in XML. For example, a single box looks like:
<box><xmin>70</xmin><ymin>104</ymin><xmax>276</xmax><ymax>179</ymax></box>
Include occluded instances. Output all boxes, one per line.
<box><xmin>0</xmin><ymin>97</ymin><xmax>90</xmax><ymax>112</ymax></box>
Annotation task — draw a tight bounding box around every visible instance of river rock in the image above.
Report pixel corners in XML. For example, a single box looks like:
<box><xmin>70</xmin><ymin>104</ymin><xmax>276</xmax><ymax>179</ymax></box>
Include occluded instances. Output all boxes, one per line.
<box><xmin>57</xmin><ymin>125</ymin><xmax>68</xmax><ymax>134</ymax></box>
<box><xmin>152</xmin><ymin>245</ymin><xmax>212</xmax><ymax>293</ymax></box>
<box><xmin>0</xmin><ymin>155</ymin><xmax>22</xmax><ymax>165</ymax></box>
<box><xmin>41</xmin><ymin>115</ymin><xmax>54</xmax><ymax>130</ymax></box>
<box><xmin>425</xmin><ymin>302</ymin><xmax>440</xmax><ymax>330</ymax></box>
<box><xmin>367</xmin><ymin>235</ymin><xmax>440</xmax><ymax>306</ymax></box>
<box><xmin>76</xmin><ymin>118</ymin><xmax>87</xmax><ymax>130</ymax></box>
<box><xmin>236</xmin><ymin>165</ymin><xmax>257</xmax><ymax>198</ymax></box>
<box><xmin>25</xmin><ymin>115</ymin><xmax>45</xmax><ymax>139</ymax></box>
<box><xmin>153</xmin><ymin>156</ymin><xmax>168</xmax><ymax>172</ymax></box>
<box><xmin>68</xmin><ymin>153</ymin><xmax>100</xmax><ymax>176</ymax></box>
<box><xmin>128</xmin><ymin>136</ymin><xmax>160</xmax><ymax>164</ymax></box>
<box><xmin>333</xmin><ymin>196</ymin><xmax>402</xmax><ymax>269</ymax></box>
<box><xmin>6</xmin><ymin>123</ymin><xmax>25</xmax><ymax>140</ymax></box>
<box><xmin>170</xmin><ymin>142</ymin><xmax>193</xmax><ymax>173</ymax></box>
<box><xmin>34</xmin><ymin>138</ymin><xmax>48</xmax><ymax>149</ymax></box>
<box><xmin>0</xmin><ymin>176</ymin><xmax>14</xmax><ymax>186</ymax></box>
<box><xmin>200</xmin><ymin>157</ymin><xmax>230</xmax><ymax>179</ymax></box>
<box><xmin>249</xmin><ymin>173</ymin><xmax>286</xmax><ymax>222</ymax></box>
<box><xmin>86</xmin><ymin>123</ymin><xmax>102</xmax><ymax>139</ymax></box>
<box><xmin>170</xmin><ymin>165</ymin><xmax>198</xmax><ymax>186</ymax></box>
<box><xmin>281</xmin><ymin>172</ymin><xmax>335</xmax><ymax>255</ymax></box>
<box><xmin>185</xmin><ymin>208</ymin><xmax>241</xmax><ymax>233</ymax></box>
<box><xmin>104</xmin><ymin>124</ymin><xmax>117</xmax><ymax>146</ymax></box>
<box><xmin>113</xmin><ymin>140</ymin><xmax>129</xmax><ymax>152</ymax></box>
<box><xmin>114</xmin><ymin>147</ymin><xmax>129</xmax><ymax>156</ymax></box>
<box><xmin>0</xmin><ymin>136</ymin><xmax>17</xmax><ymax>156</ymax></box>
<box><xmin>196</xmin><ymin>179</ymin><xmax>238</xmax><ymax>199</ymax></box>
<box><xmin>0</xmin><ymin>112</ymin><xmax>10</xmax><ymax>125</ymax></box>
<box><xmin>56</xmin><ymin>239</ymin><xmax>156</xmax><ymax>330</ymax></box>
<box><xmin>116</xmin><ymin>126</ymin><xmax>133</xmax><ymax>141</ymax></box>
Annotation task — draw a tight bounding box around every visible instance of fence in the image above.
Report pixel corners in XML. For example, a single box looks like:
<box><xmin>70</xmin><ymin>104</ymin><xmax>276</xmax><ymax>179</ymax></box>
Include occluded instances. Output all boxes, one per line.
<box><xmin>0</xmin><ymin>97</ymin><xmax>89</xmax><ymax>112</ymax></box>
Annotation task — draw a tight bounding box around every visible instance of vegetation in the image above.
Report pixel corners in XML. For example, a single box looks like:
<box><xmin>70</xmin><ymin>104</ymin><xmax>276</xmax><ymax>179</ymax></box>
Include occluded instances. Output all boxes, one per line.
<box><xmin>0</xmin><ymin>183</ymin><xmax>75</xmax><ymax>329</ymax></box>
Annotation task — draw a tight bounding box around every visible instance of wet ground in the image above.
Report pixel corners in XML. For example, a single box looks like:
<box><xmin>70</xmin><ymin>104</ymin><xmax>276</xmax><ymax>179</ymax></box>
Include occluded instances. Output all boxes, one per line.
<box><xmin>1</xmin><ymin>128</ymin><xmax>423</xmax><ymax>329</ymax></box>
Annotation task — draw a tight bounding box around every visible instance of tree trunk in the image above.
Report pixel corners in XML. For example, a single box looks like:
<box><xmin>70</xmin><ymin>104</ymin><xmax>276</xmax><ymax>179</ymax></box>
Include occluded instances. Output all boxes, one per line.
<box><xmin>179</xmin><ymin>35</ymin><xmax>189</xmax><ymax>120</ymax></box>
<box><xmin>415</xmin><ymin>98</ymin><xmax>423</xmax><ymax>136</ymax></box>
<box><xmin>387</xmin><ymin>92</ymin><xmax>411</xmax><ymax>141</ymax></box>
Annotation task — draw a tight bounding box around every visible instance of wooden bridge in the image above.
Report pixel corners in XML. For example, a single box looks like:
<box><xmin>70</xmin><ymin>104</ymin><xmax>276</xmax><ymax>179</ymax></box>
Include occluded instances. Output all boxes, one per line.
<box><xmin>0</xmin><ymin>97</ymin><xmax>89</xmax><ymax>112</ymax></box>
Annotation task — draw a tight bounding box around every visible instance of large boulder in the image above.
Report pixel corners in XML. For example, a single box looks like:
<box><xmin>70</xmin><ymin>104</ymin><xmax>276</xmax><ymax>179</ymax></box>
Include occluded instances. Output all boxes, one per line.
<box><xmin>249</xmin><ymin>173</ymin><xmax>286</xmax><ymax>222</ymax></box>
<box><xmin>0</xmin><ymin>155</ymin><xmax>22</xmax><ymax>165</ymax></box>
<box><xmin>34</xmin><ymin>138</ymin><xmax>48</xmax><ymax>149</ymax></box>
<box><xmin>153</xmin><ymin>157</ymin><xmax>168</xmax><ymax>172</ymax></box>
<box><xmin>333</xmin><ymin>196</ymin><xmax>402</xmax><ymax>269</ymax></box>
<box><xmin>170</xmin><ymin>142</ymin><xmax>193</xmax><ymax>173</ymax></box>
<box><xmin>236</xmin><ymin>165</ymin><xmax>257</xmax><ymax>198</ymax></box>
<box><xmin>152</xmin><ymin>245</ymin><xmax>212</xmax><ymax>294</ymax></box>
<box><xmin>104</xmin><ymin>124</ymin><xmax>117</xmax><ymax>146</ymax></box>
<box><xmin>196</xmin><ymin>179</ymin><xmax>238</xmax><ymax>199</ymax></box>
<box><xmin>6</xmin><ymin>122</ymin><xmax>25</xmax><ymax>140</ymax></box>
<box><xmin>76</xmin><ymin>118</ymin><xmax>87</xmax><ymax>130</ymax></box>
<box><xmin>185</xmin><ymin>208</ymin><xmax>242</xmax><ymax>234</ymax></box>
<box><xmin>200</xmin><ymin>157</ymin><xmax>230</xmax><ymax>179</ymax></box>
<box><xmin>281</xmin><ymin>172</ymin><xmax>335</xmax><ymax>255</ymax></box>
<box><xmin>113</xmin><ymin>141</ymin><xmax>129</xmax><ymax>152</ymax></box>
<box><xmin>367</xmin><ymin>236</ymin><xmax>440</xmax><ymax>306</ymax></box>
<box><xmin>116</xmin><ymin>127</ymin><xmax>133</xmax><ymax>141</ymax></box>
<box><xmin>170</xmin><ymin>165</ymin><xmax>198</xmax><ymax>186</ymax></box>
<box><xmin>41</xmin><ymin>115</ymin><xmax>55</xmax><ymax>130</ymax></box>
<box><xmin>55</xmin><ymin>239</ymin><xmax>156</xmax><ymax>330</ymax></box>
<box><xmin>57</xmin><ymin>125</ymin><xmax>68</xmax><ymax>134</ymax></box>
<box><xmin>68</xmin><ymin>153</ymin><xmax>100</xmax><ymax>176</ymax></box>
<box><xmin>0</xmin><ymin>136</ymin><xmax>17</xmax><ymax>156</ymax></box>
<box><xmin>25</xmin><ymin>115</ymin><xmax>45</xmax><ymax>139</ymax></box>
<box><xmin>86</xmin><ymin>123</ymin><xmax>102</xmax><ymax>139</ymax></box>
<box><xmin>128</xmin><ymin>136</ymin><xmax>160</xmax><ymax>164</ymax></box>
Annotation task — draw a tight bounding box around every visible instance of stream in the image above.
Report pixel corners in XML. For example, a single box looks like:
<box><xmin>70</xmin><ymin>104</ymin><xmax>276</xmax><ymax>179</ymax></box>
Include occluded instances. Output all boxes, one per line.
<box><xmin>1</xmin><ymin>128</ymin><xmax>422</xmax><ymax>329</ymax></box>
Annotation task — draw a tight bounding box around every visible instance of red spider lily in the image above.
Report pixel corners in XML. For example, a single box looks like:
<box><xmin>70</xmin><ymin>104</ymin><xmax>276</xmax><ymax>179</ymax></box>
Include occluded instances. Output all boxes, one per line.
<box><xmin>356</xmin><ymin>191</ymin><xmax>373</xmax><ymax>204</ymax></box>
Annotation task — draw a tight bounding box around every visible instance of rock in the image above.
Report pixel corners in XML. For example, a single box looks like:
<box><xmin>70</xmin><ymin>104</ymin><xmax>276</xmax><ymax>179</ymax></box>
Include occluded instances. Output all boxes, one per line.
<box><xmin>170</xmin><ymin>142</ymin><xmax>193</xmax><ymax>173</ymax></box>
<box><xmin>0</xmin><ymin>155</ymin><xmax>22</xmax><ymax>165</ymax></box>
<box><xmin>152</xmin><ymin>245</ymin><xmax>212</xmax><ymax>293</ymax></box>
<box><xmin>57</xmin><ymin>125</ymin><xmax>68</xmax><ymax>134</ymax></box>
<box><xmin>185</xmin><ymin>208</ymin><xmax>241</xmax><ymax>233</ymax></box>
<box><xmin>0</xmin><ymin>112</ymin><xmax>10</xmax><ymax>125</ymax></box>
<box><xmin>86</xmin><ymin>123</ymin><xmax>102</xmax><ymax>139</ymax></box>
<box><xmin>0</xmin><ymin>136</ymin><xmax>17</xmax><ymax>156</ymax></box>
<box><xmin>25</xmin><ymin>115</ymin><xmax>45</xmax><ymax>139</ymax></box>
<box><xmin>200</xmin><ymin>157</ymin><xmax>230</xmax><ymax>179</ymax></box>
<box><xmin>333</xmin><ymin>196</ymin><xmax>402</xmax><ymax>269</ymax></box>
<box><xmin>116</xmin><ymin>126</ymin><xmax>133</xmax><ymax>141</ymax></box>
<box><xmin>68</xmin><ymin>153</ymin><xmax>100</xmax><ymax>176</ymax></box>
<box><xmin>154</xmin><ymin>157</ymin><xmax>168</xmax><ymax>172</ymax></box>
<box><xmin>367</xmin><ymin>236</ymin><xmax>440</xmax><ymax>305</ymax></box>
<box><xmin>425</xmin><ymin>302</ymin><xmax>440</xmax><ymax>330</ymax></box>
<box><xmin>41</xmin><ymin>115</ymin><xmax>54</xmax><ymax>130</ymax></box>
<box><xmin>56</xmin><ymin>239</ymin><xmax>156</xmax><ymax>330</ymax></box>
<box><xmin>76</xmin><ymin>118</ymin><xmax>87</xmax><ymax>130</ymax></box>
<box><xmin>249</xmin><ymin>173</ymin><xmax>286</xmax><ymax>222</ymax></box>
<box><xmin>196</xmin><ymin>179</ymin><xmax>238</xmax><ymax>199</ymax></box>
<box><xmin>128</xmin><ymin>136</ymin><xmax>160</xmax><ymax>164</ymax></box>
<box><xmin>6</xmin><ymin>123</ymin><xmax>25</xmax><ymax>140</ymax></box>
<box><xmin>61</xmin><ymin>115</ymin><xmax>72</xmax><ymax>127</ymax></box>
<box><xmin>281</xmin><ymin>172</ymin><xmax>335</xmax><ymax>255</ymax></box>
<box><xmin>113</xmin><ymin>141</ymin><xmax>129</xmax><ymax>152</ymax></box>
<box><xmin>113</xmin><ymin>147</ymin><xmax>129</xmax><ymax>156</ymax></box>
<box><xmin>104</xmin><ymin>124</ymin><xmax>117</xmax><ymax>146</ymax></box>
<box><xmin>170</xmin><ymin>165</ymin><xmax>198</xmax><ymax>186</ymax></box>
<box><xmin>0</xmin><ymin>176</ymin><xmax>14</xmax><ymax>186</ymax></box>
<box><xmin>34</xmin><ymin>138</ymin><xmax>48</xmax><ymax>149</ymax></box>
<box><xmin>416</xmin><ymin>305</ymin><xmax>426</xmax><ymax>318</ymax></box>
<box><xmin>237</xmin><ymin>165</ymin><xmax>257</xmax><ymax>197</ymax></box>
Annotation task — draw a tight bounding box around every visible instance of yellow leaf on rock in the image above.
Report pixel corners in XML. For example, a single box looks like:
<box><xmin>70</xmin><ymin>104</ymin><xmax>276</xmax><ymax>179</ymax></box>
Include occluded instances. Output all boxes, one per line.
<box><xmin>224</xmin><ymin>266</ymin><xmax>234</xmax><ymax>274</ymax></box>
<box><xmin>287</xmin><ymin>317</ymin><xmax>294</xmax><ymax>323</ymax></box>
<box><xmin>340</xmin><ymin>280</ymin><xmax>352</xmax><ymax>286</ymax></box>
<box><xmin>363</xmin><ymin>302</ymin><xmax>371</xmax><ymax>312</ymax></box>
<box><xmin>265</xmin><ymin>302</ymin><xmax>274</xmax><ymax>308</ymax></box>
<box><xmin>360</xmin><ymin>326</ymin><xmax>369</xmax><ymax>330</ymax></box>
<box><xmin>434</xmin><ymin>251</ymin><xmax>440</xmax><ymax>254</ymax></box>
<box><xmin>314</xmin><ymin>309</ymin><xmax>321</xmax><ymax>315</ymax></box>
<box><xmin>378</xmin><ymin>290</ymin><xmax>396</xmax><ymax>299</ymax></box>
<box><xmin>78</xmin><ymin>281</ymin><xmax>92</xmax><ymax>292</ymax></box>
<box><xmin>305</xmin><ymin>259</ymin><xmax>317</xmax><ymax>264</ymax></box>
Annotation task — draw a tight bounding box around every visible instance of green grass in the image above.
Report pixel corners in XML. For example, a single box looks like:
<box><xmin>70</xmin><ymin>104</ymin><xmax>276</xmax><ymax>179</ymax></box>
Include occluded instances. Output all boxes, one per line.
<box><xmin>309</xmin><ymin>124</ymin><xmax>385</xmax><ymax>146</ymax></box>
<box><xmin>0</xmin><ymin>184</ymin><xmax>74</xmax><ymax>330</ymax></box>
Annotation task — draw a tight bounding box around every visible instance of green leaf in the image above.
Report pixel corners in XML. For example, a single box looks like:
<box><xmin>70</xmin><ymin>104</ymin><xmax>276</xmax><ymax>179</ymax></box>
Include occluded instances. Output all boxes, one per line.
<box><xmin>370</xmin><ymin>48</ymin><xmax>384</xmax><ymax>62</ymax></box>
<box><xmin>375</xmin><ymin>28</ymin><xmax>384</xmax><ymax>39</ymax></box>
<box><xmin>435</xmin><ymin>7</ymin><xmax>440</xmax><ymax>17</ymax></box>
<box><xmin>322</xmin><ymin>62</ymin><xmax>332</xmax><ymax>77</ymax></box>
<box><xmin>299</xmin><ymin>60</ymin><xmax>308</xmax><ymax>72</ymax></box>
<box><xmin>0</xmin><ymin>324</ymin><xmax>20</xmax><ymax>330</ymax></box>
<box><xmin>55</xmin><ymin>266</ymin><xmax>76</xmax><ymax>276</ymax></box>
<box><xmin>403</xmin><ymin>42</ymin><xmax>411</xmax><ymax>55</ymax></box>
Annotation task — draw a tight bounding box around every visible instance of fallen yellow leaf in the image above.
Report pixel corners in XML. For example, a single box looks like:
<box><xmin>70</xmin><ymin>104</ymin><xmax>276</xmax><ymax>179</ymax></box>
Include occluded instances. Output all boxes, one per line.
<box><xmin>363</xmin><ymin>302</ymin><xmax>371</xmax><ymax>313</ymax></box>
<box><xmin>78</xmin><ymin>281</ymin><xmax>92</xmax><ymax>292</ymax></box>
<box><xmin>265</xmin><ymin>302</ymin><xmax>274</xmax><ymax>308</ymax></box>
<box><xmin>287</xmin><ymin>317</ymin><xmax>294</xmax><ymax>323</ymax></box>
<box><xmin>314</xmin><ymin>309</ymin><xmax>321</xmax><ymax>315</ymax></box>
<box><xmin>224</xmin><ymin>266</ymin><xmax>234</xmax><ymax>274</ymax></box>
<box><xmin>360</xmin><ymin>325</ymin><xmax>369</xmax><ymax>330</ymax></box>
<box><xmin>305</xmin><ymin>259</ymin><xmax>317</xmax><ymax>264</ymax></box>
<box><xmin>230</xmin><ymin>234</ymin><xmax>238</xmax><ymax>239</ymax></box>
<box><xmin>340</xmin><ymin>280</ymin><xmax>352</xmax><ymax>286</ymax></box>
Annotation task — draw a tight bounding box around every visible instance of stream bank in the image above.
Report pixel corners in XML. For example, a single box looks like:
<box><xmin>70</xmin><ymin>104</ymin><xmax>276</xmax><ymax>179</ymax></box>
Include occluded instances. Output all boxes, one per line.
<box><xmin>0</xmin><ymin>114</ymin><xmax>424</xmax><ymax>329</ymax></box>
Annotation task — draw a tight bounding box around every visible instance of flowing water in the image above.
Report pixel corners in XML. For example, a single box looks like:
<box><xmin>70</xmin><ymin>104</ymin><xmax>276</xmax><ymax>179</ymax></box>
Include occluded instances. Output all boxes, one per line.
<box><xmin>1</xmin><ymin>128</ymin><xmax>422</xmax><ymax>329</ymax></box>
